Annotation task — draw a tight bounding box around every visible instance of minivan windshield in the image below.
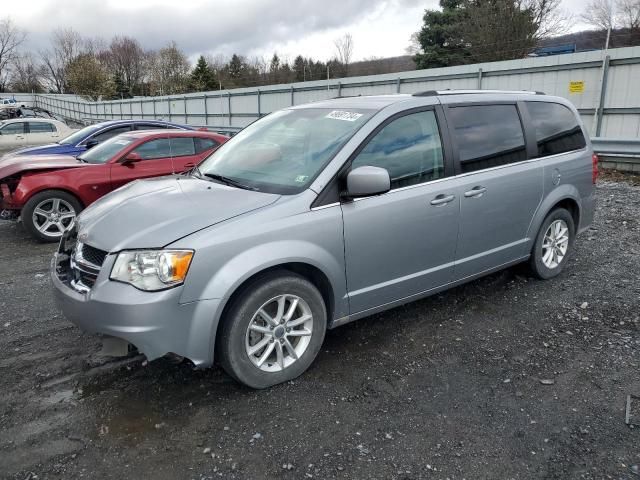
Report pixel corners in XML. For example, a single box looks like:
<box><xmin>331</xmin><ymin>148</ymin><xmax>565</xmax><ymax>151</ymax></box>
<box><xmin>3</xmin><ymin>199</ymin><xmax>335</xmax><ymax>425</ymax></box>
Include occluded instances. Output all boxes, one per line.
<box><xmin>77</xmin><ymin>136</ymin><xmax>134</xmax><ymax>164</ymax></box>
<box><xmin>58</xmin><ymin>124</ymin><xmax>102</xmax><ymax>145</ymax></box>
<box><xmin>197</xmin><ymin>108</ymin><xmax>374</xmax><ymax>194</ymax></box>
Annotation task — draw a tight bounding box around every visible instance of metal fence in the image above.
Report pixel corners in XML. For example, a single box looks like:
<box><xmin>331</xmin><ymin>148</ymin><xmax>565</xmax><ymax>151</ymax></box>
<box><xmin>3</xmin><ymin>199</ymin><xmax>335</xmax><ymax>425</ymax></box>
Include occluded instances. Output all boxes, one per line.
<box><xmin>592</xmin><ymin>137</ymin><xmax>640</xmax><ymax>172</ymax></box>
<box><xmin>5</xmin><ymin>45</ymin><xmax>640</xmax><ymax>139</ymax></box>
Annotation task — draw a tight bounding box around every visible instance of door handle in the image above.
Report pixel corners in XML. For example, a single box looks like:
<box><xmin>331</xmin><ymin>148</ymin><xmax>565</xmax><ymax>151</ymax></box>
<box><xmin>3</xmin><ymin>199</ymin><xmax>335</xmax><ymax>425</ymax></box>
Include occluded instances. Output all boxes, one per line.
<box><xmin>464</xmin><ymin>186</ymin><xmax>487</xmax><ymax>198</ymax></box>
<box><xmin>430</xmin><ymin>194</ymin><xmax>455</xmax><ymax>206</ymax></box>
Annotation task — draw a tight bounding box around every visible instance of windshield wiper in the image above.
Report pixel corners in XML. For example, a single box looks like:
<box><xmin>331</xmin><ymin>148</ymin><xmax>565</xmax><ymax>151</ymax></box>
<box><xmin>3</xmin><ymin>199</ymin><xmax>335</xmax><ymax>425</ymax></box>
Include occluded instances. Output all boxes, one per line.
<box><xmin>203</xmin><ymin>173</ymin><xmax>258</xmax><ymax>191</ymax></box>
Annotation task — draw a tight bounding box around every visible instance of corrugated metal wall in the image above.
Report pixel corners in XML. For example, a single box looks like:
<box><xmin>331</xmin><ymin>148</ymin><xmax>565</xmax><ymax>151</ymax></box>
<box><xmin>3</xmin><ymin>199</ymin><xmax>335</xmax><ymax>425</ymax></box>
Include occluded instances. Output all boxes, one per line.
<box><xmin>10</xmin><ymin>45</ymin><xmax>640</xmax><ymax>138</ymax></box>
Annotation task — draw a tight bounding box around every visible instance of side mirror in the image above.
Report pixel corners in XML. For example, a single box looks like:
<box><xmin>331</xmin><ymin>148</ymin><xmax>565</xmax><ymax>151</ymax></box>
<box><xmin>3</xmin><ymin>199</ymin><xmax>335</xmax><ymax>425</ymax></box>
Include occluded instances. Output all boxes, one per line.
<box><xmin>122</xmin><ymin>152</ymin><xmax>142</xmax><ymax>164</ymax></box>
<box><xmin>85</xmin><ymin>139</ymin><xmax>99</xmax><ymax>149</ymax></box>
<box><xmin>345</xmin><ymin>166</ymin><xmax>390</xmax><ymax>198</ymax></box>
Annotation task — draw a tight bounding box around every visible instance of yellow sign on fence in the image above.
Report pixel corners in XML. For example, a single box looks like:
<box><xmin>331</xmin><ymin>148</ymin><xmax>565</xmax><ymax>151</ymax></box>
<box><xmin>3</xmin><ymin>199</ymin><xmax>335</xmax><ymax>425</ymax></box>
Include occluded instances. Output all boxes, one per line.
<box><xmin>569</xmin><ymin>81</ymin><xmax>585</xmax><ymax>94</ymax></box>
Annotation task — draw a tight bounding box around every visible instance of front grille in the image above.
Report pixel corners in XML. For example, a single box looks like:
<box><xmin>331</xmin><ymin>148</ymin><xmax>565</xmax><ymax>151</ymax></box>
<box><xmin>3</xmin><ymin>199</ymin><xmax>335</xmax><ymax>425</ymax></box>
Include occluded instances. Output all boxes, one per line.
<box><xmin>55</xmin><ymin>228</ymin><xmax>107</xmax><ymax>293</ymax></box>
<box><xmin>81</xmin><ymin>244</ymin><xmax>107</xmax><ymax>267</ymax></box>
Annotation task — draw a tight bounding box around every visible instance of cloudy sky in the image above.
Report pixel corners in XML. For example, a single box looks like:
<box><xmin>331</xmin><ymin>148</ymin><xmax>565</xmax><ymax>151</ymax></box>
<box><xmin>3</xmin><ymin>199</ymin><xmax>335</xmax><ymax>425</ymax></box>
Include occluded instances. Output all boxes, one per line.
<box><xmin>9</xmin><ymin>0</ymin><xmax>590</xmax><ymax>62</ymax></box>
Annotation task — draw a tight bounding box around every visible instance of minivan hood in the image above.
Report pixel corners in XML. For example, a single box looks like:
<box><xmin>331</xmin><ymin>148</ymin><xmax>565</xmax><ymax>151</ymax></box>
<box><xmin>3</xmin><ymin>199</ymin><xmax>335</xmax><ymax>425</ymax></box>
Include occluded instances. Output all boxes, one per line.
<box><xmin>76</xmin><ymin>176</ymin><xmax>281</xmax><ymax>252</ymax></box>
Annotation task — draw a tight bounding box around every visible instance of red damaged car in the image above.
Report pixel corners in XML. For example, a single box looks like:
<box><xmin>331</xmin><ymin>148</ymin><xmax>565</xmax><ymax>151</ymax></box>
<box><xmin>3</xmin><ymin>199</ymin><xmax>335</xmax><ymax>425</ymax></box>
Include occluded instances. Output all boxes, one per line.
<box><xmin>0</xmin><ymin>130</ymin><xmax>227</xmax><ymax>242</ymax></box>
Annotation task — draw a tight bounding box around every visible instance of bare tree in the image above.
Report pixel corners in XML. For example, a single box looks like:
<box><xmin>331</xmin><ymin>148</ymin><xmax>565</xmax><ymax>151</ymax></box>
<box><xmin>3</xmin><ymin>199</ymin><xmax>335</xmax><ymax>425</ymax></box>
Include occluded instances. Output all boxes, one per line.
<box><xmin>405</xmin><ymin>32</ymin><xmax>422</xmax><ymax>56</ymax></box>
<box><xmin>106</xmin><ymin>36</ymin><xmax>146</xmax><ymax>95</ymax></box>
<box><xmin>581</xmin><ymin>0</ymin><xmax>617</xmax><ymax>30</ymax></box>
<box><xmin>147</xmin><ymin>41</ymin><xmax>190</xmax><ymax>95</ymax></box>
<box><xmin>0</xmin><ymin>18</ymin><xmax>26</xmax><ymax>90</ymax></box>
<box><xmin>40</xmin><ymin>28</ymin><xmax>84</xmax><ymax>93</ymax></box>
<box><xmin>617</xmin><ymin>0</ymin><xmax>640</xmax><ymax>29</ymax></box>
<box><xmin>334</xmin><ymin>33</ymin><xmax>354</xmax><ymax>76</ymax></box>
<box><xmin>526</xmin><ymin>0</ymin><xmax>570</xmax><ymax>39</ymax></box>
<box><xmin>9</xmin><ymin>53</ymin><xmax>44</xmax><ymax>92</ymax></box>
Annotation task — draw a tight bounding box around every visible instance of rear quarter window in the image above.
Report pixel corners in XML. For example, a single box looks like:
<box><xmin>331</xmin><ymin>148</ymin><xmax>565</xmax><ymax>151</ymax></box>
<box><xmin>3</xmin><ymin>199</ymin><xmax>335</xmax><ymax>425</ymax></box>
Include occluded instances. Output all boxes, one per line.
<box><xmin>448</xmin><ymin>104</ymin><xmax>527</xmax><ymax>173</ymax></box>
<box><xmin>525</xmin><ymin>102</ymin><xmax>586</xmax><ymax>157</ymax></box>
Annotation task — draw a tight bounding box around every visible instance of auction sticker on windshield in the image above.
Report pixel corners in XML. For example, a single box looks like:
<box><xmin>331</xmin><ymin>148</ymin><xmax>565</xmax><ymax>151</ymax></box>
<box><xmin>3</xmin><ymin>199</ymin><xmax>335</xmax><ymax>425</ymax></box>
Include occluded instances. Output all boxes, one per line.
<box><xmin>325</xmin><ymin>111</ymin><xmax>363</xmax><ymax>122</ymax></box>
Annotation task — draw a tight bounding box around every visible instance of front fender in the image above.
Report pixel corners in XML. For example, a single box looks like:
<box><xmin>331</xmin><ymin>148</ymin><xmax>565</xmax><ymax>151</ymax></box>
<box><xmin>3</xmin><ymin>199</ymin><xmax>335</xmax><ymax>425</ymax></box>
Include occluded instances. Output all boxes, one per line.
<box><xmin>182</xmin><ymin>239</ymin><xmax>347</xmax><ymax>320</ymax></box>
<box><xmin>13</xmin><ymin>173</ymin><xmax>84</xmax><ymax>208</ymax></box>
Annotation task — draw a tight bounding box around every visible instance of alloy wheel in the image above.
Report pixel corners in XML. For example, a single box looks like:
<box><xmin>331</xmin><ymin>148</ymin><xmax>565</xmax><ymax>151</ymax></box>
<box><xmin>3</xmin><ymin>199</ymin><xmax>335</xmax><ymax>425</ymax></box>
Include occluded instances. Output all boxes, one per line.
<box><xmin>541</xmin><ymin>219</ymin><xmax>569</xmax><ymax>269</ymax></box>
<box><xmin>31</xmin><ymin>198</ymin><xmax>76</xmax><ymax>238</ymax></box>
<box><xmin>244</xmin><ymin>294</ymin><xmax>314</xmax><ymax>372</ymax></box>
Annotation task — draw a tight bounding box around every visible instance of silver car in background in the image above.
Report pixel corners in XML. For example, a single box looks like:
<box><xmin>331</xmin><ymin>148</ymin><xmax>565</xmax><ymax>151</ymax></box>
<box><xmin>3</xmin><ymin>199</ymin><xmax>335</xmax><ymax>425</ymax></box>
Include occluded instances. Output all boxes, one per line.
<box><xmin>52</xmin><ymin>91</ymin><xmax>596</xmax><ymax>388</ymax></box>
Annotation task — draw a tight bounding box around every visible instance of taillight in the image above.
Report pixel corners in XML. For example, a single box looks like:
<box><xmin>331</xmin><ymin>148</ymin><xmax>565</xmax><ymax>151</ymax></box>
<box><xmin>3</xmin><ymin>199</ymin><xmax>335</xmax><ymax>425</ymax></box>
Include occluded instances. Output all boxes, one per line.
<box><xmin>592</xmin><ymin>153</ymin><xmax>599</xmax><ymax>184</ymax></box>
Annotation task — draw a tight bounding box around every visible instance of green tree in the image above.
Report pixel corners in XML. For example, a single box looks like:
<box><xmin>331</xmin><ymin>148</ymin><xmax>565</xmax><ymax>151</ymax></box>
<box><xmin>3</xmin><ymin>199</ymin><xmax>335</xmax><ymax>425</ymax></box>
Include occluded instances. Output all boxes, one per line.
<box><xmin>113</xmin><ymin>70</ymin><xmax>130</xmax><ymax>98</ymax></box>
<box><xmin>66</xmin><ymin>53</ymin><xmax>114</xmax><ymax>100</ymax></box>
<box><xmin>414</xmin><ymin>0</ymin><xmax>565</xmax><ymax>68</ymax></box>
<box><xmin>414</xmin><ymin>0</ymin><xmax>471</xmax><ymax>69</ymax></box>
<box><xmin>226</xmin><ymin>54</ymin><xmax>245</xmax><ymax>87</ymax></box>
<box><xmin>190</xmin><ymin>55</ymin><xmax>217</xmax><ymax>91</ymax></box>
<box><xmin>293</xmin><ymin>55</ymin><xmax>306</xmax><ymax>81</ymax></box>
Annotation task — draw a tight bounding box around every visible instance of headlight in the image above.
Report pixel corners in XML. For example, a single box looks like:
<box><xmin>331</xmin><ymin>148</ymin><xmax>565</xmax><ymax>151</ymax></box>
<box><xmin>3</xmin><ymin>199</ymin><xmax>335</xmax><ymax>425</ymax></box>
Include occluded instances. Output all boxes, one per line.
<box><xmin>110</xmin><ymin>250</ymin><xmax>194</xmax><ymax>291</ymax></box>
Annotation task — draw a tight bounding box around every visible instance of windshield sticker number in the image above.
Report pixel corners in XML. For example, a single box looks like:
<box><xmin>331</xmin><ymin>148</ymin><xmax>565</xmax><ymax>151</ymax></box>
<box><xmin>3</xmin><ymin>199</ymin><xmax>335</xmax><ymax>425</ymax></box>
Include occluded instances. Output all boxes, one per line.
<box><xmin>295</xmin><ymin>175</ymin><xmax>309</xmax><ymax>183</ymax></box>
<box><xmin>325</xmin><ymin>111</ymin><xmax>363</xmax><ymax>122</ymax></box>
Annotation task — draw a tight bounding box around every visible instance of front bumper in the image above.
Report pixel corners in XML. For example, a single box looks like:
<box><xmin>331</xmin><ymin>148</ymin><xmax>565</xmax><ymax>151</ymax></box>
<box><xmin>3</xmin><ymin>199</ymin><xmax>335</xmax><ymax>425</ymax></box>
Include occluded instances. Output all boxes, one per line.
<box><xmin>51</xmin><ymin>250</ymin><xmax>221</xmax><ymax>367</ymax></box>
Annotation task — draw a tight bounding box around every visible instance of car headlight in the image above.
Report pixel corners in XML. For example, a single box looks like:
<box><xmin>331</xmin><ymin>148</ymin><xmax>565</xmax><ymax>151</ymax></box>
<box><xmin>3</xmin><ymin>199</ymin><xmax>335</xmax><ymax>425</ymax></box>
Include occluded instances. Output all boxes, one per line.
<box><xmin>110</xmin><ymin>250</ymin><xmax>194</xmax><ymax>291</ymax></box>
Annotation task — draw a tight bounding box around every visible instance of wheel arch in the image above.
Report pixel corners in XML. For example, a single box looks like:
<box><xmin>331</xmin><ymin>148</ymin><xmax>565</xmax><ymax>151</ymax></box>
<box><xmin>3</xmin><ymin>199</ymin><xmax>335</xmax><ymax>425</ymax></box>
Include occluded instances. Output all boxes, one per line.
<box><xmin>212</xmin><ymin>262</ymin><xmax>336</xmax><ymax>361</ymax></box>
<box><xmin>527</xmin><ymin>185</ymin><xmax>582</xmax><ymax>248</ymax></box>
<box><xmin>17</xmin><ymin>182</ymin><xmax>86</xmax><ymax>210</ymax></box>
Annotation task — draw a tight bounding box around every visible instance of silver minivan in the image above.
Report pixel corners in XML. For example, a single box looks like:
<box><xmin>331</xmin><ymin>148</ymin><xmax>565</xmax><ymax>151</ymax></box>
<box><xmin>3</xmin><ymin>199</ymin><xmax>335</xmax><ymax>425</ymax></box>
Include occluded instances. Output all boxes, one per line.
<box><xmin>52</xmin><ymin>91</ymin><xmax>597</xmax><ymax>388</ymax></box>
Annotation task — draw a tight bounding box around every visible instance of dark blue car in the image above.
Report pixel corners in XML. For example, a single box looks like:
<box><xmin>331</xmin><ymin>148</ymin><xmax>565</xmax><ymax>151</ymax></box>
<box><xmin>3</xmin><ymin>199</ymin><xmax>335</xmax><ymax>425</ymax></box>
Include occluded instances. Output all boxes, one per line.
<box><xmin>10</xmin><ymin>120</ymin><xmax>194</xmax><ymax>157</ymax></box>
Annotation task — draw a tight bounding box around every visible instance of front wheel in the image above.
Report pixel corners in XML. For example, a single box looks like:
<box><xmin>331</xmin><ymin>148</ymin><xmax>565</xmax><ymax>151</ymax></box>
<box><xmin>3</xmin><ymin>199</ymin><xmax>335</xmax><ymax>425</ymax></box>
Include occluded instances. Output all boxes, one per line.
<box><xmin>529</xmin><ymin>208</ymin><xmax>575</xmax><ymax>280</ymax></box>
<box><xmin>22</xmin><ymin>190</ymin><xmax>82</xmax><ymax>243</ymax></box>
<box><xmin>217</xmin><ymin>272</ymin><xmax>327</xmax><ymax>389</ymax></box>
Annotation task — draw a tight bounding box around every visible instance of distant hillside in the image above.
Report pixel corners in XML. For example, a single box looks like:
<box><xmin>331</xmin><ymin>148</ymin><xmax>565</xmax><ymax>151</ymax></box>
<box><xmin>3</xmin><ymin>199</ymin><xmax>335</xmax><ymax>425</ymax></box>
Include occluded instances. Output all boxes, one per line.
<box><xmin>539</xmin><ymin>28</ymin><xmax>640</xmax><ymax>52</ymax></box>
<box><xmin>346</xmin><ymin>55</ymin><xmax>417</xmax><ymax>77</ymax></box>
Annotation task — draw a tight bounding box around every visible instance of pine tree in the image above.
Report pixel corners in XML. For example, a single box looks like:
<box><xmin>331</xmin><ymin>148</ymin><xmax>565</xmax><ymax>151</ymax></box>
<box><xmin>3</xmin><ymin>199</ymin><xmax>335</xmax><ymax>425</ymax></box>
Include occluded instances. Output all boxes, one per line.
<box><xmin>190</xmin><ymin>55</ymin><xmax>217</xmax><ymax>91</ymax></box>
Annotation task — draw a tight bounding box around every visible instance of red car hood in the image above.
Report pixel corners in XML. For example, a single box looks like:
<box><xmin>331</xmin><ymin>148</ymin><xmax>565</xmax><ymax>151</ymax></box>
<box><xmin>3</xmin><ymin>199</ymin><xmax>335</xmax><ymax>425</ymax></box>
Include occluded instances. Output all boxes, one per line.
<box><xmin>0</xmin><ymin>154</ymin><xmax>84</xmax><ymax>180</ymax></box>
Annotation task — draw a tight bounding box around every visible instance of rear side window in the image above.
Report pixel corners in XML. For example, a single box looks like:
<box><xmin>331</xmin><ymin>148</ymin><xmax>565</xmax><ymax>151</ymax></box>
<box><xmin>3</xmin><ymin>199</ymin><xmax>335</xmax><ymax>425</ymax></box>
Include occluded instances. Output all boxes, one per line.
<box><xmin>526</xmin><ymin>102</ymin><xmax>586</xmax><ymax>157</ymax></box>
<box><xmin>351</xmin><ymin>110</ymin><xmax>444</xmax><ymax>189</ymax></box>
<box><xmin>28</xmin><ymin>122</ymin><xmax>55</xmax><ymax>133</ymax></box>
<box><xmin>194</xmin><ymin>137</ymin><xmax>219</xmax><ymax>153</ymax></box>
<box><xmin>132</xmin><ymin>138</ymin><xmax>171</xmax><ymax>160</ymax></box>
<box><xmin>169</xmin><ymin>137</ymin><xmax>195</xmax><ymax>156</ymax></box>
<box><xmin>449</xmin><ymin>104</ymin><xmax>527</xmax><ymax>173</ymax></box>
<box><xmin>89</xmin><ymin>125</ymin><xmax>132</xmax><ymax>143</ymax></box>
<box><xmin>0</xmin><ymin>122</ymin><xmax>25</xmax><ymax>134</ymax></box>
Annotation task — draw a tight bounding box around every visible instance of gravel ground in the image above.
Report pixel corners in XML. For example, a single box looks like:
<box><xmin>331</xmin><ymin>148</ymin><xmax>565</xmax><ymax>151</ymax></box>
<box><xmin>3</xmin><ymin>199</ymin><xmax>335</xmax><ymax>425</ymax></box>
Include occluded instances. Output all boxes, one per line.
<box><xmin>0</xmin><ymin>175</ymin><xmax>638</xmax><ymax>480</ymax></box>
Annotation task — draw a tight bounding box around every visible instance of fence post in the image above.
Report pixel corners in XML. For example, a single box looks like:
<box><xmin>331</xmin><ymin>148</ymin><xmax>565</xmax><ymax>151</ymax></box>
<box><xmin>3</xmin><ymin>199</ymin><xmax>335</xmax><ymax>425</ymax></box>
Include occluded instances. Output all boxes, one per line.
<box><xmin>290</xmin><ymin>86</ymin><xmax>294</xmax><ymax>106</ymax></box>
<box><xmin>227</xmin><ymin>92</ymin><xmax>232</xmax><ymax>126</ymax></box>
<box><xmin>168</xmin><ymin>97</ymin><xmax>172</xmax><ymax>122</ymax></box>
<box><xmin>152</xmin><ymin>98</ymin><xmax>156</xmax><ymax>120</ymax></box>
<box><xmin>203</xmin><ymin>93</ymin><xmax>208</xmax><ymax>125</ymax></box>
<box><xmin>478</xmin><ymin>68</ymin><xmax>483</xmax><ymax>90</ymax></box>
<box><xmin>257</xmin><ymin>89</ymin><xmax>261</xmax><ymax>118</ymax></box>
<box><xmin>396</xmin><ymin>78</ymin><xmax>401</xmax><ymax>93</ymax></box>
<box><xmin>337</xmin><ymin>81</ymin><xmax>342</xmax><ymax>98</ymax></box>
<box><xmin>595</xmin><ymin>55</ymin><xmax>610</xmax><ymax>137</ymax></box>
<box><xmin>184</xmin><ymin>95</ymin><xmax>188</xmax><ymax>124</ymax></box>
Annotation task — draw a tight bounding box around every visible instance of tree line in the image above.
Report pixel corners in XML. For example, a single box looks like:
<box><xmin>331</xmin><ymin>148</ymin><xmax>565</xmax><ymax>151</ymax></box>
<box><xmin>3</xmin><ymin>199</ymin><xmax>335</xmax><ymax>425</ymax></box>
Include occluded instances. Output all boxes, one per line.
<box><xmin>1</xmin><ymin>25</ymin><xmax>369</xmax><ymax>100</ymax></box>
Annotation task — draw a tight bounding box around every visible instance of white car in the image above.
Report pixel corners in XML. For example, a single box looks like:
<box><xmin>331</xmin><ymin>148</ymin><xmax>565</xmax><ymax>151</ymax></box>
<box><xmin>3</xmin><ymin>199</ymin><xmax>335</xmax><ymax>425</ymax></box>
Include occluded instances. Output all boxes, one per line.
<box><xmin>0</xmin><ymin>118</ymin><xmax>76</xmax><ymax>148</ymax></box>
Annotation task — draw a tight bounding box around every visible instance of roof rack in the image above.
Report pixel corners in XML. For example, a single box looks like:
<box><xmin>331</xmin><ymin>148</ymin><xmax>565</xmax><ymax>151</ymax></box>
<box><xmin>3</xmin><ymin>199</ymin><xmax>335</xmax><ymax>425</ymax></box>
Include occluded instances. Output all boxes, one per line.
<box><xmin>413</xmin><ymin>89</ymin><xmax>545</xmax><ymax>97</ymax></box>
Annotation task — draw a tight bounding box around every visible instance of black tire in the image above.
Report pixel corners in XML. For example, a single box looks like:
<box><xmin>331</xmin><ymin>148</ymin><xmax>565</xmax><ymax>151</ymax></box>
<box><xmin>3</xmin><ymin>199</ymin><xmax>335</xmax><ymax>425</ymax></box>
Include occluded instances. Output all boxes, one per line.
<box><xmin>217</xmin><ymin>271</ymin><xmax>327</xmax><ymax>389</ymax></box>
<box><xmin>529</xmin><ymin>208</ymin><xmax>575</xmax><ymax>280</ymax></box>
<box><xmin>22</xmin><ymin>190</ymin><xmax>83</xmax><ymax>243</ymax></box>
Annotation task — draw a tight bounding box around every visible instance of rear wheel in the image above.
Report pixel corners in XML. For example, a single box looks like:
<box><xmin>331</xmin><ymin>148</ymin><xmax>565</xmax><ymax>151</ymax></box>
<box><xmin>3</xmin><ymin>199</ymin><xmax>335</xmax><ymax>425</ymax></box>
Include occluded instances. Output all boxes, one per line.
<box><xmin>529</xmin><ymin>208</ymin><xmax>575</xmax><ymax>279</ymax></box>
<box><xmin>217</xmin><ymin>272</ymin><xmax>327</xmax><ymax>389</ymax></box>
<box><xmin>22</xmin><ymin>190</ymin><xmax>82</xmax><ymax>243</ymax></box>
